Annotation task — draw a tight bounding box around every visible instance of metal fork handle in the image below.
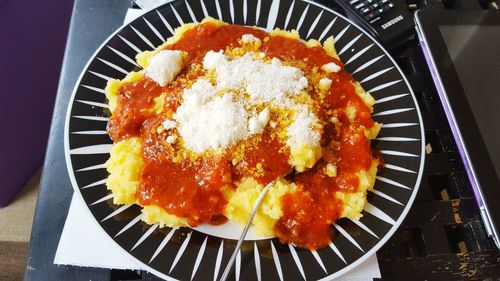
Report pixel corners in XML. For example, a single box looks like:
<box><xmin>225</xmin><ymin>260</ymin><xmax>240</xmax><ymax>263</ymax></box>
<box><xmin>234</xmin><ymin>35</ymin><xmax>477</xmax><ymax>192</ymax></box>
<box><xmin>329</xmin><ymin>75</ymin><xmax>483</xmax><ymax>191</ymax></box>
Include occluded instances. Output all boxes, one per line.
<box><xmin>219</xmin><ymin>182</ymin><xmax>273</xmax><ymax>281</ymax></box>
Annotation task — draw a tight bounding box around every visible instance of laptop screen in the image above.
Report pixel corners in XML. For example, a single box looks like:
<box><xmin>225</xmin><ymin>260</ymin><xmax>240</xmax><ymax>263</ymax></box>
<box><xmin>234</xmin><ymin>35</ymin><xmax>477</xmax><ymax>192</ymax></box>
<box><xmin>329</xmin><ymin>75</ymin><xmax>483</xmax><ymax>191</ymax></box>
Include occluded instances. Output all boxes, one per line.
<box><xmin>439</xmin><ymin>25</ymin><xmax>500</xmax><ymax>179</ymax></box>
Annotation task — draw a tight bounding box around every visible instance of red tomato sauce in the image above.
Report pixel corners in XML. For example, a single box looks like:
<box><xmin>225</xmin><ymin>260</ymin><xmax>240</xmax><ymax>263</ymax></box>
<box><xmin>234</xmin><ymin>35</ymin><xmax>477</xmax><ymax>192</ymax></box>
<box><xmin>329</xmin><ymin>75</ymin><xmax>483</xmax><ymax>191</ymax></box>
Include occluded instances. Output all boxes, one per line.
<box><xmin>108</xmin><ymin>21</ymin><xmax>378</xmax><ymax>249</ymax></box>
<box><xmin>108</xmin><ymin>78</ymin><xmax>164</xmax><ymax>141</ymax></box>
<box><xmin>261</xmin><ymin>30</ymin><xmax>376</xmax><ymax>249</ymax></box>
<box><xmin>262</xmin><ymin>36</ymin><xmax>342</xmax><ymax>68</ymax></box>
<box><xmin>137</xmin><ymin>155</ymin><xmax>232</xmax><ymax>226</ymax></box>
<box><xmin>135</xmin><ymin>114</ymin><xmax>233</xmax><ymax>227</ymax></box>
<box><xmin>167</xmin><ymin>23</ymin><xmax>268</xmax><ymax>62</ymax></box>
<box><xmin>233</xmin><ymin>134</ymin><xmax>291</xmax><ymax>185</ymax></box>
<box><xmin>275</xmin><ymin>168</ymin><xmax>344</xmax><ymax>249</ymax></box>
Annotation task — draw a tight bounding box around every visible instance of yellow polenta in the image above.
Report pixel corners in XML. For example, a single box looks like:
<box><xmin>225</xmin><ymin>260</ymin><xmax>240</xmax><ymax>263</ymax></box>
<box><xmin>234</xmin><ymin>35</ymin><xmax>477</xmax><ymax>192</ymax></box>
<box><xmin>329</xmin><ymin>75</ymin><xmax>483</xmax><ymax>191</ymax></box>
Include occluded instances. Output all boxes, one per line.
<box><xmin>105</xmin><ymin>137</ymin><xmax>143</xmax><ymax>205</ymax></box>
<box><xmin>104</xmin><ymin>17</ymin><xmax>381</xmax><ymax>238</ymax></box>
<box><xmin>224</xmin><ymin>178</ymin><xmax>297</xmax><ymax>236</ymax></box>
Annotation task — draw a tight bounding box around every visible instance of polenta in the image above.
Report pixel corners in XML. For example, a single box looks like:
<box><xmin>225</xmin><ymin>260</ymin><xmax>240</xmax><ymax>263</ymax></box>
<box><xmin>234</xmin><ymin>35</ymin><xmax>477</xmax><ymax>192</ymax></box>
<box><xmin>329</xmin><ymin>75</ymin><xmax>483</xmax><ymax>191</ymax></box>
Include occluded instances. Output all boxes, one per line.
<box><xmin>104</xmin><ymin>17</ymin><xmax>381</xmax><ymax>250</ymax></box>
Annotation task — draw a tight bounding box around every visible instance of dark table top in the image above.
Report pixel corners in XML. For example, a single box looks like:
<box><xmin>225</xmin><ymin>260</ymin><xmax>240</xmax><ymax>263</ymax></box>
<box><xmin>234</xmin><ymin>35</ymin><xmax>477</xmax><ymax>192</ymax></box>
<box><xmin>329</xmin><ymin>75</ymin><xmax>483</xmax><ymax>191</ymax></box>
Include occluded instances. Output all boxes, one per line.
<box><xmin>24</xmin><ymin>1</ymin><xmax>131</xmax><ymax>280</ymax></box>
<box><xmin>24</xmin><ymin>0</ymin><xmax>500</xmax><ymax>280</ymax></box>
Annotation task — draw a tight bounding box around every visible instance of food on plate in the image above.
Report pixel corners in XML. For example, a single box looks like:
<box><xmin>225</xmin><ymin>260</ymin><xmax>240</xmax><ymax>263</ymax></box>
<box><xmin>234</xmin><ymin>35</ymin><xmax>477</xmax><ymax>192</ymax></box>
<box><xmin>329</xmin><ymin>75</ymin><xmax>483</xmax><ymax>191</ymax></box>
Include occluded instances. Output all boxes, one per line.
<box><xmin>104</xmin><ymin>17</ymin><xmax>382</xmax><ymax>250</ymax></box>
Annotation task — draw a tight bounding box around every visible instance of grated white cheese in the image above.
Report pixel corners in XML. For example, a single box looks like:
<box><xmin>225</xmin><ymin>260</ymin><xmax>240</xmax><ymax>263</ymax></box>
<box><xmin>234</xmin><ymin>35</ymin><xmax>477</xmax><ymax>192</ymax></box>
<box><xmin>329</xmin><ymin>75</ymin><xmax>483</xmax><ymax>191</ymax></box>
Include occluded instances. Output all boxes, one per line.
<box><xmin>182</xmin><ymin>79</ymin><xmax>217</xmax><ymax>104</ymax></box>
<box><xmin>145</xmin><ymin>50</ymin><xmax>185</xmax><ymax>86</ymax></box>
<box><xmin>241</xmin><ymin>34</ymin><xmax>261</xmax><ymax>44</ymax></box>
<box><xmin>321</xmin><ymin>62</ymin><xmax>341</xmax><ymax>73</ymax></box>
<box><xmin>324</xmin><ymin>163</ymin><xmax>337</xmax><ymax>177</ymax></box>
<box><xmin>162</xmin><ymin>119</ymin><xmax>177</xmax><ymax>130</ymax></box>
<box><xmin>175</xmin><ymin>81</ymin><xmax>249</xmax><ymax>153</ymax></box>
<box><xmin>176</xmin><ymin>52</ymin><xmax>321</xmax><ymax>155</ymax></box>
<box><xmin>248</xmin><ymin>108</ymin><xmax>270</xmax><ymax>135</ymax></box>
<box><xmin>166</xmin><ymin>135</ymin><xmax>177</xmax><ymax>144</ymax></box>
<box><xmin>203</xmin><ymin>50</ymin><xmax>227</xmax><ymax>70</ymax></box>
<box><xmin>286</xmin><ymin>107</ymin><xmax>321</xmax><ymax>148</ymax></box>
<box><xmin>318</xmin><ymin>78</ymin><xmax>332</xmax><ymax>91</ymax></box>
<box><xmin>203</xmin><ymin>51</ymin><xmax>308</xmax><ymax>104</ymax></box>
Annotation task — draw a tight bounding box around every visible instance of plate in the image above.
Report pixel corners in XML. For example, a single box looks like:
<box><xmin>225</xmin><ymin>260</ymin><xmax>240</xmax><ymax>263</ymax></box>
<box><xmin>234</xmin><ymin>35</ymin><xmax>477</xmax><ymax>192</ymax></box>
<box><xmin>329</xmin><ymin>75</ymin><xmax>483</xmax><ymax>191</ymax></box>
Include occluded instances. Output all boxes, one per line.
<box><xmin>64</xmin><ymin>0</ymin><xmax>425</xmax><ymax>280</ymax></box>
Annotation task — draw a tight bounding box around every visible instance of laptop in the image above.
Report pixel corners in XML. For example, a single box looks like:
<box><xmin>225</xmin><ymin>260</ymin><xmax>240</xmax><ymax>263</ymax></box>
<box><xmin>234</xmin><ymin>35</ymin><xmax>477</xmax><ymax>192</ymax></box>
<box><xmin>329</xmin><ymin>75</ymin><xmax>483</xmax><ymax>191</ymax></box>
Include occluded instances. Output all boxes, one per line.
<box><xmin>414</xmin><ymin>9</ymin><xmax>500</xmax><ymax>249</ymax></box>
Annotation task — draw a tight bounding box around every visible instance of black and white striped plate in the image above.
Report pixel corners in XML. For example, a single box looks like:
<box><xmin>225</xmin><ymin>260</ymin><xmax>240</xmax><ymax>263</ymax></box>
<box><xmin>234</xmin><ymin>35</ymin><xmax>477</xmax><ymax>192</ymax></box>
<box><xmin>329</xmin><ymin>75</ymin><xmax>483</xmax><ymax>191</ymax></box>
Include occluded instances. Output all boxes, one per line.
<box><xmin>64</xmin><ymin>0</ymin><xmax>425</xmax><ymax>280</ymax></box>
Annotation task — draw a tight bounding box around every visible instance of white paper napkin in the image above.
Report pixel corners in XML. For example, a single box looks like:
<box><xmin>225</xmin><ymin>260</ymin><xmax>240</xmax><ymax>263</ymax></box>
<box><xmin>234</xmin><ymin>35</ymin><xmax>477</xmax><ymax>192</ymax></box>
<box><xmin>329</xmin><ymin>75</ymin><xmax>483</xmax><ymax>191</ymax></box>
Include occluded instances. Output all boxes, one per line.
<box><xmin>134</xmin><ymin>0</ymin><xmax>173</xmax><ymax>11</ymax></box>
<box><xmin>55</xmin><ymin>193</ymin><xmax>380</xmax><ymax>280</ymax></box>
<box><xmin>54</xmin><ymin>6</ymin><xmax>381</xmax><ymax>280</ymax></box>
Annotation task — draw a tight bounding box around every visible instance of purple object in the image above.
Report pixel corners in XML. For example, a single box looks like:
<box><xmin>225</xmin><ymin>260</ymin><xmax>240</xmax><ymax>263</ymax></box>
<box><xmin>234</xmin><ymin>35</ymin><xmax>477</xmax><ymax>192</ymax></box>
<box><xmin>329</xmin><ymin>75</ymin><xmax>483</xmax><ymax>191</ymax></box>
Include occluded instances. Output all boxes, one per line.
<box><xmin>0</xmin><ymin>0</ymin><xmax>73</xmax><ymax>207</ymax></box>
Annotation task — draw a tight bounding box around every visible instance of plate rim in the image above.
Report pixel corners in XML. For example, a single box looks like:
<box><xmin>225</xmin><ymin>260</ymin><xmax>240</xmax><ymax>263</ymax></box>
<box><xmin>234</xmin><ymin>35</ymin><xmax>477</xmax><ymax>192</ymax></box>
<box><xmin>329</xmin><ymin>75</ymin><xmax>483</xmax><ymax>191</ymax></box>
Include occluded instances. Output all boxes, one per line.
<box><xmin>63</xmin><ymin>0</ymin><xmax>426</xmax><ymax>280</ymax></box>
